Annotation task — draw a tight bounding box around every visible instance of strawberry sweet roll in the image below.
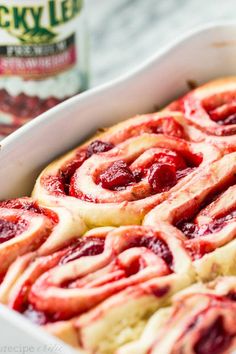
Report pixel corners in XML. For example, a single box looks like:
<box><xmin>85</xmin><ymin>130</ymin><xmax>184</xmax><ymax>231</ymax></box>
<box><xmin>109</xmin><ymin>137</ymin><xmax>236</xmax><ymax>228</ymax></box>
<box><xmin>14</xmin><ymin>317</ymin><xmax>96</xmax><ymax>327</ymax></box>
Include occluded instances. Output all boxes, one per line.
<box><xmin>0</xmin><ymin>197</ymin><xmax>85</xmax><ymax>279</ymax></box>
<box><xmin>118</xmin><ymin>277</ymin><xmax>236</xmax><ymax>354</ymax></box>
<box><xmin>33</xmin><ymin>125</ymin><xmax>221</xmax><ymax>227</ymax></box>
<box><xmin>144</xmin><ymin>152</ymin><xmax>236</xmax><ymax>281</ymax></box>
<box><xmin>69</xmin><ymin>226</ymin><xmax>193</xmax><ymax>353</ymax></box>
<box><xmin>167</xmin><ymin>77</ymin><xmax>236</xmax><ymax>152</ymax></box>
<box><xmin>0</xmin><ymin>225</ymin><xmax>193</xmax><ymax>352</ymax></box>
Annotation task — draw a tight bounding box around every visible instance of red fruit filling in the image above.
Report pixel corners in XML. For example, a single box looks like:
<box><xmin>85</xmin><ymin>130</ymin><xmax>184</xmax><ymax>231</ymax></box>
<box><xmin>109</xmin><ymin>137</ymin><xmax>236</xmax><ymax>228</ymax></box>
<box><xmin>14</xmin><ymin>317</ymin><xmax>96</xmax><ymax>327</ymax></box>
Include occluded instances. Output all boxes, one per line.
<box><xmin>0</xmin><ymin>199</ymin><xmax>58</xmax><ymax>224</ymax></box>
<box><xmin>0</xmin><ymin>199</ymin><xmax>42</xmax><ymax>213</ymax></box>
<box><xmin>127</xmin><ymin>235</ymin><xmax>173</xmax><ymax>269</ymax></box>
<box><xmin>99</xmin><ymin>160</ymin><xmax>135</xmax><ymax>190</ymax></box>
<box><xmin>208</xmin><ymin>105</ymin><xmax>236</xmax><ymax>126</ymax></box>
<box><xmin>148</xmin><ymin>163</ymin><xmax>177</xmax><ymax>193</ymax></box>
<box><xmin>176</xmin><ymin>167</ymin><xmax>194</xmax><ymax>180</ymax></box>
<box><xmin>59</xmin><ymin>150</ymin><xmax>88</xmax><ymax>194</ymax></box>
<box><xmin>150</xmin><ymin>117</ymin><xmax>185</xmax><ymax>139</ymax></box>
<box><xmin>45</xmin><ymin>142</ymin><xmax>200</xmax><ymax>197</ymax></box>
<box><xmin>20</xmin><ymin>237</ymin><xmax>105</xmax><ymax>325</ymax></box>
<box><xmin>146</xmin><ymin>151</ymin><xmax>188</xmax><ymax>170</ymax></box>
<box><xmin>98</xmin><ymin>150</ymin><xmax>196</xmax><ymax>193</ymax></box>
<box><xmin>0</xmin><ymin>218</ymin><xmax>28</xmax><ymax>244</ymax></box>
<box><xmin>194</xmin><ymin>316</ymin><xmax>233</xmax><ymax>354</ymax></box>
<box><xmin>0</xmin><ymin>273</ymin><xmax>6</xmax><ymax>284</ymax></box>
<box><xmin>62</xmin><ymin>234</ymin><xmax>173</xmax><ymax>291</ymax></box>
<box><xmin>42</xmin><ymin>175</ymin><xmax>65</xmax><ymax>196</ymax></box>
<box><xmin>177</xmin><ymin>208</ymin><xmax>236</xmax><ymax>239</ymax></box>
<box><xmin>217</xmin><ymin>114</ymin><xmax>236</xmax><ymax>126</ymax></box>
<box><xmin>120</xmin><ymin>257</ymin><xmax>144</xmax><ymax>277</ymax></box>
<box><xmin>21</xmin><ymin>234</ymin><xmax>172</xmax><ymax>324</ymax></box>
<box><xmin>227</xmin><ymin>292</ymin><xmax>236</xmax><ymax>301</ymax></box>
<box><xmin>59</xmin><ymin>237</ymin><xmax>105</xmax><ymax>265</ymax></box>
<box><xmin>48</xmin><ymin>140</ymin><xmax>115</xmax><ymax>195</ymax></box>
<box><xmin>202</xmin><ymin>92</ymin><xmax>236</xmax><ymax>126</ymax></box>
<box><xmin>86</xmin><ymin>140</ymin><xmax>114</xmax><ymax>157</ymax></box>
<box><xmin>150</xmin><ymin>285</ymin><xmax>170</xmax><ymax>298</ymax></box>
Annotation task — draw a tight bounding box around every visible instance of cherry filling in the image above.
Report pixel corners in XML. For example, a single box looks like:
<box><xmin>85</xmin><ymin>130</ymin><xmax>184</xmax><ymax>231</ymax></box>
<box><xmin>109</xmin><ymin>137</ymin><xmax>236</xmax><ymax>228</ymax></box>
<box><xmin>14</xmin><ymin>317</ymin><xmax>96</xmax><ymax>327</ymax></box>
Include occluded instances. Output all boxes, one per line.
<box><xmin>217</xmin><ymin>114</ymin><xmax>236</xmax><ymax>126</ymax></box>
<box><xmin>121</xmin><ymin>257</ymin><xmax>144</xmax><ymax>277</ymax></box>
<box><xmin>0</xmin><ymin>218</ymin><xmax>28</xmax><ymax>244</ymax></box>
<box><xmin>146</xmin><ymin>150</ymin><xmax>188</xmax><ymax>170</ymax></box>
<box><xmin>194</xmin><ymin>316</ymin><xmax>233</xmax><ymax>354</ymax></box>
<box><xmin>20</xmin><ymin>232</ymin><xmax>172</xmax><ymax>324</ymax></box>
<box><xmin>177</xmin><ymin>208</ymin><xmax>236</xmax><ymax>239</ymax></box>
<box><xmin>59</xmin><ymin>236</ymin><xmax>105</xmax><ymax>265</ymax></box>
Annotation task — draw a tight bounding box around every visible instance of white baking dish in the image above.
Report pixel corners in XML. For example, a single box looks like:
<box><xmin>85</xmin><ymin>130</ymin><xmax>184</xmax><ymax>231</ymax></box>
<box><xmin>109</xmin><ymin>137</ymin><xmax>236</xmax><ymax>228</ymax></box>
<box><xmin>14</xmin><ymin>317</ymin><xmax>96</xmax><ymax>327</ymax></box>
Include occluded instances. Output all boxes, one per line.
<box><xmin>0</xmin><ymin>22</ymin><xmax>236</xmax><ymax>350</ymax></box>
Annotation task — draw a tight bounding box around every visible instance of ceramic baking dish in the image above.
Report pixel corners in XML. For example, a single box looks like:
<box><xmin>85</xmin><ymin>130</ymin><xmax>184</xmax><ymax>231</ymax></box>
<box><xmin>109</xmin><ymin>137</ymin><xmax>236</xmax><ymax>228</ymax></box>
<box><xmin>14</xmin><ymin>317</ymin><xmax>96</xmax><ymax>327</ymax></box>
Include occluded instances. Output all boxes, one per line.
<box><xmin>1</xmin><ymin>22</ymin><xmax>236</xmax><ymax>352</ymax></box>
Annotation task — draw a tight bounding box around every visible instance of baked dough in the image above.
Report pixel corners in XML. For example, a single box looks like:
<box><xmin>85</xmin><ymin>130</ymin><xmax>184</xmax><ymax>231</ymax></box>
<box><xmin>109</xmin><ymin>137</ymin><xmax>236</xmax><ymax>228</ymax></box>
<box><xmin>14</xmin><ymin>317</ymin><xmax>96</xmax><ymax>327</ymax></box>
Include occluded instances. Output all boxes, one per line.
<box><xmin>118</xmin><ymin>277</ymin><xmax>236</xmax><ymax>354</ymax></box>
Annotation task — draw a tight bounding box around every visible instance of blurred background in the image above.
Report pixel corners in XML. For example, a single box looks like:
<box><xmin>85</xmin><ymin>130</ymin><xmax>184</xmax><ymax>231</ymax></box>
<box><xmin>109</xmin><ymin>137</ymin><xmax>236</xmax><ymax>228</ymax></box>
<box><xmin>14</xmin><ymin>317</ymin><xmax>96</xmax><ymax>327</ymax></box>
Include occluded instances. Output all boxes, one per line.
<box><xmin>86</xmin><ymin>0</ymin><xmax>236</xmax><ymax>86</ymax></box>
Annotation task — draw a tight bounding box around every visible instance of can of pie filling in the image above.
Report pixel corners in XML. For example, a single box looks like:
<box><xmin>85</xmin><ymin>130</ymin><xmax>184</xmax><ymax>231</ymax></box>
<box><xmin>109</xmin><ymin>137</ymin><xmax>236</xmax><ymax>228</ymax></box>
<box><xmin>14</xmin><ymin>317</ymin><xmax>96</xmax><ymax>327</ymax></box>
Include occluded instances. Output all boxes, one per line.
<box><xmin>0</xmin><ymin>0</ymin><xmax>88</xmax><ymax>139</ymax></box>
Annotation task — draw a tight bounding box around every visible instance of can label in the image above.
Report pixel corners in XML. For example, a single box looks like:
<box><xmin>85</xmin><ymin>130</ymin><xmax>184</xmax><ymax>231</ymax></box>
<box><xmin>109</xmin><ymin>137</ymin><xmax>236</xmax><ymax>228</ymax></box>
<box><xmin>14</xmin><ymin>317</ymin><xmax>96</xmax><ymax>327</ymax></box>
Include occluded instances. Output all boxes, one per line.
<box><xmin>0</xmin><ymin>0</ymin><xmax>83</xmax><ymax>78</ymax></box>
<box><xmin>0</xmin><ymin>33</ymin><xmax>77</xmax><ymax>78</ymax></box>
<box><xmin>0</xmin><ymin>0</ymin><xmax>87</xmax><ymax>138</ymax></box>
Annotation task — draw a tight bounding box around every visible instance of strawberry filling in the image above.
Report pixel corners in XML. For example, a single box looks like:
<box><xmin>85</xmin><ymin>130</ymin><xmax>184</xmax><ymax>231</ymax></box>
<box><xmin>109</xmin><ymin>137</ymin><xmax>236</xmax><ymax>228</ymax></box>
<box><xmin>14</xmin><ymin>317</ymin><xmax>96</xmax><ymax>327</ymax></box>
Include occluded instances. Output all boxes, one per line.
<box><xmin>86</xmin><ymin>140</ymin><xmax>114</xmax><ymax>157</ymax></box>
<box><xmin>149</xmin><ymin>117</ymin><xmax>185</xmax><ymax>138</ymax></box>
<box><xmin>177</xmin><ymin>209</ymin><xmax>236</xmax><ymax>239</ymax></box>
<box><xmin>59</xmin><ymin>237</ymin><xmax>105</xmax><ymax>265</ymax></box>
<box><xmin>98</xmin><ymin>150</ymin><xmax>197</xmax><ymax>193</ymax></box>
<box><xmin>148</xmin><ymin>163</ymin><xmax>177</xmax><ymax>193</ymax></box>
<box><xmin>0</xmin><ymin>199</ymin><xmax>58</xmax><ymax>224</ymax></box>
<box><xmin>127</xmin><ymin>235</ymin><xmax>173</xmax><ymax>268</ymax></box>
<box><xmin>44</xmin><ymin>140</ymin><xmax>115</xmax><ymax>195</ymax></box>
<box><xmin>19</xmin><ymin>236</ymin><xmax>105</xmax><ymax>324</ymax></box>
<box><xmin>22</xmin><ymin>231</ymin><xmax>173</xmax><ymax>324</ymax></box>
<box><xmin>202</xmin><ymin>91</ymin><xmax>236</xmax><ymax>126</ymax></box>
<box><xmin>0</xmin><ymin>218</ymin><xmax>28</xmax><ymax>244</ymax></box>
<box><xmin>194</xmin><ymin>316</ymin><xmax>233</xmax><ymax>354</ymax></box>
<box><xmin>99</xmin><ymin>160</ymin><xmax>136</xmax><ymax>190</ymax></box>
<box><xmin>62</xmin><ymin>234</ymin><xmax>173</xmax><ymax>291</ymax></box>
